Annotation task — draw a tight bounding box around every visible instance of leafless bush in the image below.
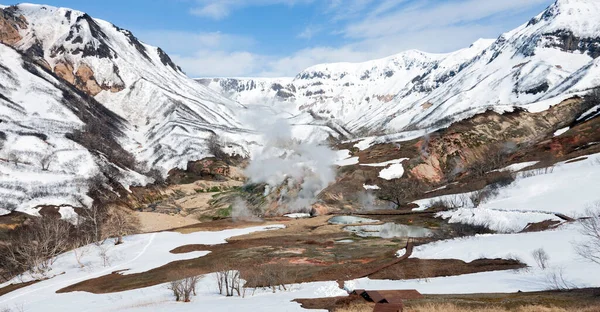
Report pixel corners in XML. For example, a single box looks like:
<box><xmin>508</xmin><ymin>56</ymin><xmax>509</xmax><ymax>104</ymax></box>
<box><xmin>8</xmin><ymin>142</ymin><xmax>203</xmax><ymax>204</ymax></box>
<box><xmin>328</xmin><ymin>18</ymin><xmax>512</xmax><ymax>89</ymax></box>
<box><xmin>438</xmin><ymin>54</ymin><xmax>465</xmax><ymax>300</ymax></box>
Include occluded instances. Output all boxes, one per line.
<box><xmin>97</xmin><ymin>245</ymin><xmax>111</xmax><ymax>267</ymax></box>
<box><xmin>7</xmin><ymin>151</ymin><xmax>20</xmax><ymax>167</ymax></box>
<box><xmin>546</xmin><ymin>267</ymin><xmax>577</xmax><ymax>291</ymax></box>
<box><xmin>102</xmin><ymin>207</ymin><xmax>141</xmax><ymax>245</ymax></box>
<box><xmin>243</xmin><ymin>264</ymin><xmax>297</xmax><ymax>295</ymax></box>
<box><xmin>169</xmin><ymin>275</ymin><xmax>201</xmax><ymax>302</ymax></box>
<box><xmin>468</xmin><ymin>143</ymin><xmax>511</xmax><ymax>178</ymax></box>
<box><xmin>520</xmin><ymin>167</ymin><xmax>555</xmax><ymax>178</ymax></box>
<box><xmin>575</xmin><ymin>204</ymin><xmax>600</xmax><ymax>265</ymax></box>
<box><xmin>214</xmin><ymin>270</ymin><xmax>242</xmax><ymax>297</ymax></box>
<box><xmin>532</xmin><ymin>248</ymin><xmax>550</xmax><ymax>270</ymax></box>
<box><xmin>208</xmin><ymin>133</ymin><xmax>229</xmax><ymax>163</ymax></box>
<box><xmin>434</xmin><ymin>222</ymin><xmax>494</xmax><ymax>240</ymax></box>
<box><xmin>376</xmin><ymin>179</ymin><xmax>428</xmax><ymax>208</ymax></box>
<box><xmin>39</xmin><ymin>152</ymin><xmax>56</xmax><ymax>171</ymax></box>
<box><xmin>2</xmin><ymin>216</ymin><xmax>72</xmax><ymax>276</ymax></box>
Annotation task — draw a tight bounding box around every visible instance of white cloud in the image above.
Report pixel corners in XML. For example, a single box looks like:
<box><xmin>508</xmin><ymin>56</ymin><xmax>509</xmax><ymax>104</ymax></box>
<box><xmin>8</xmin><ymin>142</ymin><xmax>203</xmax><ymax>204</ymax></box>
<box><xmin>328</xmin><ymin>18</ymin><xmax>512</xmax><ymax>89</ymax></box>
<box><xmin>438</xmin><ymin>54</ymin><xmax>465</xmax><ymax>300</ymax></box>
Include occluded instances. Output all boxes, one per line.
<box><xmin>344</xmin><ymin>0</ymin><xmax>551</xmax><ymax>39</ymax></box>
<box><xmin>190</xmin><ymin>0</ymin><xmax>315</xmax><ymax>20</ymax></box>
<box><xmin>297</xmin><ymin>25</ymin><xmax>322</xmax><ymax>39</ymax></box>
<box><xmin>138</xmin><ymin>0</ymin><xmax>554</xmax><ymax>77</ymax></box>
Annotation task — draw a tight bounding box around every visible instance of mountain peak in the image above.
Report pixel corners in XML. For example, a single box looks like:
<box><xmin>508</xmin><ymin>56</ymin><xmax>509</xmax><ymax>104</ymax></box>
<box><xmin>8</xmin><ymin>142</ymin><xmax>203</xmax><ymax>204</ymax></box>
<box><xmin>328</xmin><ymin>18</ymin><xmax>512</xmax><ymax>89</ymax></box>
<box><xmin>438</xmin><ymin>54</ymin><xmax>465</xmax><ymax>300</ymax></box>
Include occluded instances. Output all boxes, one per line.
<box><xmin>527</xmin><ymin>0</ymin><xmax>600</xmax><ymax>38</ymax></box>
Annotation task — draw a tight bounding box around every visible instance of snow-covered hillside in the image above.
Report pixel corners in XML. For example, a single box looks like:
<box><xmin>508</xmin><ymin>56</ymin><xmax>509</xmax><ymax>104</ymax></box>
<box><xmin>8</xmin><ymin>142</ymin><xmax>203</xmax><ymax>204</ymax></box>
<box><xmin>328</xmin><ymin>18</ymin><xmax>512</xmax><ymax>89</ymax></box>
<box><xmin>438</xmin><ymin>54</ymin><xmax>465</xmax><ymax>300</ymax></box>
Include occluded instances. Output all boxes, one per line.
<box><xmin>1</xmin><ymin>3</ymin><xmax>255</xmax><ymax>172</ymax></box>
<box><xmin>203</xmin><ymin>0</ymin><xmax>600</xmax><ymax>134</ymax></box>
<box><xmin>0</xmin><ymin>4</ymin><xmax>267</xmax><ymax>213</ymax></box>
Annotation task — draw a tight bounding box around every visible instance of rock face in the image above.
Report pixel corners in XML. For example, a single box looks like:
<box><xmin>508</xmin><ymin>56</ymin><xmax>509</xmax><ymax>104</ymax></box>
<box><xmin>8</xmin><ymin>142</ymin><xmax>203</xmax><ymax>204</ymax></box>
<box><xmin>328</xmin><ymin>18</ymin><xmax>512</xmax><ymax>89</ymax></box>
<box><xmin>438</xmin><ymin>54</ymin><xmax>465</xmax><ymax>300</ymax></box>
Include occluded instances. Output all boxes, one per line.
<box><xmin>0</xmin><ymin>6</ymin><xmax>27</xmax><ymax>45</ymax></box>
<box><xmin>53</xmin><ymin>62</ymin><xmax>122</xmax><ymax>96</ymax></box>
<box><xmin>409</xmin><ymin>97</ymin><xmax>589</xmax><ymax>182</ymax></box>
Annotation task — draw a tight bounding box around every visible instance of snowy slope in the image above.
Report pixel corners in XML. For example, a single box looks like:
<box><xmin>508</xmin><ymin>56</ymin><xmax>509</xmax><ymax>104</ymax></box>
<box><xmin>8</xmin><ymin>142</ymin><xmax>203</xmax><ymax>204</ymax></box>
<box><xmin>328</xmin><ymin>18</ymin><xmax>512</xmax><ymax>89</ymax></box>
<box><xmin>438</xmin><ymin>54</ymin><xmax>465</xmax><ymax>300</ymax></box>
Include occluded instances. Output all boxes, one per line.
<box><xmin>0</xmin><ymin>42</ymin><xmax>101</xmax><ymax>212</ymax></box>
<box><xmin>1</xmin><ymin>3</ymin><xmax>255</xmax><ymax>171</ymax></box>
<box><xmin>205</xmin><ymin>0</ymin><xmax>600</xmax><ymax>134</ymax></box>
<box><xmin>0</xmin><ymin>224</ymin><xmax>347</xmax><ymax>312</ymax></box>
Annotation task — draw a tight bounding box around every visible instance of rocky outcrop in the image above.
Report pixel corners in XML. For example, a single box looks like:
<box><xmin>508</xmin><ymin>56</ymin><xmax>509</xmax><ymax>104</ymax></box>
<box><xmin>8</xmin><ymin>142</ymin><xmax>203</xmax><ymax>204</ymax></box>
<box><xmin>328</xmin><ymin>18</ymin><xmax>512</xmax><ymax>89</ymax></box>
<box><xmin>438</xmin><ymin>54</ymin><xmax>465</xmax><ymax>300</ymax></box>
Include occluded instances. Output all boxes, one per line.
<box><xmin>0</xmin><ymin>7</ymin><xmax>27</xmax><ymax>45</ymax></box>
<box><xmin>53</xmin><ymin>62</ymin><xmax>124</xmax><ymax>96</ymax></box>
<box><xmin>409</xmin><ymin>97</ymin><xmax>589</xmax><ymax>182</ymax></box>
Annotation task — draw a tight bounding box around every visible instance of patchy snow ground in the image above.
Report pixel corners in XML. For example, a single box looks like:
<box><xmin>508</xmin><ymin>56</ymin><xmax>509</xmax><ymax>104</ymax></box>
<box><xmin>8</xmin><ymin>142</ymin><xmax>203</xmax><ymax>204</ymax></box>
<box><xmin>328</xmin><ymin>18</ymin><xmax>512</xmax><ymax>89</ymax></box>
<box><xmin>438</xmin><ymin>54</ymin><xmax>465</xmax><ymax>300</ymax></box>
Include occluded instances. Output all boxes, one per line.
<box><xmin>361</xmin><ymin>158</ymin><xmax>408</xmax><ymax>167</ymax></box>
<box><xmin>554</xmin><ymin>127</ymin><xmax>570</xmax><ymax>136</ymax></box>
<box><xmin>335</xmin><ymin>156</ymin><xmax>359</xmax><ymax>166</ymax></box>
<box><xmin>436</xmin><ymin>208</ymin><xmax>562</xmax><ymax>233</ymax></box>
<box><xmin>363</xmin><ymin>184</ymin><xmax>380</xmax><ymax>190</ymax></box>
<box><xmin>379</xmin><ymin>163</ymin><xmax>406</xmax><ymax>180</ymax></box>
<box><xmin>348</xmin><ymin>223</ymin><xmax>600</xmax><ymax>294</ymax></box>
<box><xmin>414</xmin><ymin>153</ymin><xmax>600</xmax><ymax>220</ymax></box>
<box><xmin>496</xmin><ymin>161</ymin><xmax>540</xmax><ymax>173</ymax></box>
<box><xmin>0</xmin><ymin>225</ymin><xmax>349</xmax><ymax>312</ymax></box>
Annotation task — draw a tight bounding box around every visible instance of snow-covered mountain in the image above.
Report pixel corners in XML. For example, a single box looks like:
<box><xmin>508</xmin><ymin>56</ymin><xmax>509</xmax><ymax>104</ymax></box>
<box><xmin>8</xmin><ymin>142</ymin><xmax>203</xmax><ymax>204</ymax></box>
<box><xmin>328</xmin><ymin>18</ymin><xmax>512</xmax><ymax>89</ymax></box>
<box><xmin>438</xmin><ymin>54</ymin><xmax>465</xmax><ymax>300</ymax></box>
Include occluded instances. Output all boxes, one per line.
<box><xmin>1</xmin><ymin>4</ymin><xmax>254</xmax><ymax>171</ymax></box>
<box><xmin>0</xmin><ymin>3</ymin><xmax>264</xmax><ymax>213</ymax></box>
<box><xmin>202</xmin><ymin>0</ymin><xmax>600</xmax><ymax>134</ymax></box>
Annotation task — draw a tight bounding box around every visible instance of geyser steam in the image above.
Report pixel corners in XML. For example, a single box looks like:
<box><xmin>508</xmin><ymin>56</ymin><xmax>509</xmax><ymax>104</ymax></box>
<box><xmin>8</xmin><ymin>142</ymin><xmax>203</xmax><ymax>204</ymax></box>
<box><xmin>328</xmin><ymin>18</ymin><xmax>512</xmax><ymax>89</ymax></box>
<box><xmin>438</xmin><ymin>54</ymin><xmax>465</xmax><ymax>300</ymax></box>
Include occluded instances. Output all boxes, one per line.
<box><xmin>244</xmin><ymin>117</ymin><xmax>337</xmax><ymax>214</ymax></box>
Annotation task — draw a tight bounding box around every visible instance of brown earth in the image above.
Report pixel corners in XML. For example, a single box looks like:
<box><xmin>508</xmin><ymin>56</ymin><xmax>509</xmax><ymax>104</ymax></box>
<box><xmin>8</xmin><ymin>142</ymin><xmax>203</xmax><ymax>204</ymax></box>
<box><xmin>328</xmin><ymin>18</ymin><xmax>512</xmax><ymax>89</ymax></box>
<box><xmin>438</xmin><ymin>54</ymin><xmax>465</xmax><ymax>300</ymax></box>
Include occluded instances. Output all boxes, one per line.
<box><xmin>0</xmin><ymin>280</ymin><xmax>41</xmax><ymax>297</ymax></box>
<box><xmin>53</xmin><ymin>62</ymin><xmax>124</xmax><ymax>96</ymax></box>
<box><xmin>0</xmin><ymin>8</ymin><xmax>27</xmax><ymax>45</ymax></box>
<box><xmin>295</xmin><ymin>288</ymin><xmax>600</xmax><ymax>311</ymax></box>
<box><xmin>55</xmin><ymin>215</ymin><xmax>522</xmax><ymax>295</ymax></box>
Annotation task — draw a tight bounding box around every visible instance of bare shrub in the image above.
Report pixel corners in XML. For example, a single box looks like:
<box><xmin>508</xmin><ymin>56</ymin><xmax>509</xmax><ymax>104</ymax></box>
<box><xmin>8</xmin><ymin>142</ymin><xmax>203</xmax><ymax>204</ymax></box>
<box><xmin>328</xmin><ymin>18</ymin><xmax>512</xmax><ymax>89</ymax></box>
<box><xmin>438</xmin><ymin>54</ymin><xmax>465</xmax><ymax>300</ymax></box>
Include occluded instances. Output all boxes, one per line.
<box><xmin>434</xmin><ymin>222</ymin><xmax>494</xmax><ymax>240</ymax></box>
<box><xmin>520</xmin><ymin>166</ymin><xmax>555</xmax><ymax>178</ymax></box>
<box><xmin>243</xmin><ymin>264</ymin><xmax>297</xmax><ymax>295</ymax></box>
<box><xmin>169</xmin><ymin>275</ymin><xmax>201</xmax><ymax>302</ymax></box>
<box><xmin>146</xmin><ymin>168</ymin><xmax>165</xmax><ymax>185</ymax></box>
<box><xmin>207</xmin><ymin>133</ymin><xmax>229</xmax><ymax>163</ymax></box>
<box><xmin>39</xmin><ymin>152</ymin><xmax>56</xmax><ymax>171</ymax></box>
<box><xmin>468</xmin><ymin>143</ymin><xmax>511</xmax><ymax>178</ymax></box>
<box><xmin>102</xmin><ymin>207</ymin><xmax>141</xmax><ymax>245</ymax></box>
<box><xmin>97</xmin><ymin>245</ymin><xmax>111</xmax><ymax>267</ymax></box>
<box><xmin>546</xmin><ymin>267</ymin><xmax>576</xmax><ymax>291</ymax></box>
<box><xmin>214</xmin><ymin>270</ymin><xmax>242</xmax><ymax>297</ymax></box>
<box><xmin>7</xmin><ymin>151</ymin><xmax>20</xmax><ymax>167</ymax></box>
<box><xmin>532</xmin><ymin>248</ymin><xmax>550</xmax><ymax>270</ymax></box>
<box><xmin>575</xmin><ymin>204</ymin><xmax>600</xmax><ymax>265</ymax></box>
<box><xmin>76</xmin><ymin>202</ymin><xmax>108</xmax><ymax>244</ymax></box>
<box><xmin>2</xmin><ymin>216</ymin><xmax>72</xmax><ymax>276</ymax></box>
<box><xmin>376</xmin><ymin>179</ymin><xmax>428</xmax><ymax>208</ymax></box>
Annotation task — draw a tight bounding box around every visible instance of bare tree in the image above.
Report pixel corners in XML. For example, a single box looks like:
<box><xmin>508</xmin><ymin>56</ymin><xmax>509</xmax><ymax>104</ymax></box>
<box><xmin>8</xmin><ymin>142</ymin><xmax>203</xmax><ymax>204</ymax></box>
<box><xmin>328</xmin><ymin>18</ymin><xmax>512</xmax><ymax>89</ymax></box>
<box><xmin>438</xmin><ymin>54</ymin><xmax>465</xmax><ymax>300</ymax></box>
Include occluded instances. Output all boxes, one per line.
<box><xmin>7</xmin><ymin>152</ymin><xmax>20</xmax><ymax>167</ymax></box>
<box><xmin>102</xmin><ymin>207</ymin><xmax>140</xmax><ymax>245</ymax></box>
<box><xmin>207</xmin><ymin>133</ymin><xmax>229</xmax><ymax>163</ymax></box>
<box><xmin>39</xmin><ymin>152</ymin><xmax>56</xmax><ymax>171</ymax></box>
<box><xmin>546</xmin><ymin>267</ymin><xmax>576</xmax><ymax>291</ymax></box>
<box><xmin>532</xmin><ymin>248</ymin><xmax>550</xmax><ymax>270</ymax></box>
<box><xmin>77</xmin><ymin>202</ymin><xmax>108</xmax><ymax>244</ymax></box>
<box><xmin>214</xmin><ymin>269</ymin><xmax>242</xmax><ymax>297</ymax></box>
<box><xmin>3</xmin><ymin>216</ymin><xmax>72</xmax><ymax>276</ymax></box>
<box><xmin>468</xmin><ymin>143</ymin><xmax>511</xmax><ymax>178</ymax></box>
<box><xmin>575</xmin><ymin>204</ymin><xmax>600</xmax><ymax>265</ymax></box>
<box><xmin>168</xmin><ymin>275</ymin><xmax>202</xmax><ymax>302</ymax></box>
<box><xmin>376</xmin><ymin>179</ymin><xmax>427</xmax><ymax>209</ymax></box>
<box><xmin>97</xmin><ymin>245</ymin><xmax>111</xmax><ymax>267</ymax></box>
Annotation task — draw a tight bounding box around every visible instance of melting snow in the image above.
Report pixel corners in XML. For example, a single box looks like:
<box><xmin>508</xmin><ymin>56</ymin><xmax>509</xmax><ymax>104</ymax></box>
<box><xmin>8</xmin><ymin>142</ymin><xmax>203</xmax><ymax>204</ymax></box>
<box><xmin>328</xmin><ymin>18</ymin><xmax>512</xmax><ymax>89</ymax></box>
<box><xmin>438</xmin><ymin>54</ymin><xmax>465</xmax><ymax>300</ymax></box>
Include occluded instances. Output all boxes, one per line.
<box><xmin>554</xmin><ymin>127</ymin><xmax>570</xmax><ymax>136</ymax></box>
<box><xmin>379</xmin><ymin>163</ymin><xmax>405</xmax><ymax>180</ymax></box>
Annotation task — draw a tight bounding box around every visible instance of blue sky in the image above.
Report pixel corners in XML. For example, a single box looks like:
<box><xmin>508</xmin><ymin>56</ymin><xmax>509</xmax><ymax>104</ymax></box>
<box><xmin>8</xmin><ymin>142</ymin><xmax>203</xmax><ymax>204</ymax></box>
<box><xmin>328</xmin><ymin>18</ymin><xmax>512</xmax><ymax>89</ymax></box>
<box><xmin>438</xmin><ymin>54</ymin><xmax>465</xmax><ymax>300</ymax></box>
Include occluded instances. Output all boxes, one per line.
<box><xmin>26</xmin><ymin>0</ymin><xmax>554</xmax><ymax>77</ymax></box>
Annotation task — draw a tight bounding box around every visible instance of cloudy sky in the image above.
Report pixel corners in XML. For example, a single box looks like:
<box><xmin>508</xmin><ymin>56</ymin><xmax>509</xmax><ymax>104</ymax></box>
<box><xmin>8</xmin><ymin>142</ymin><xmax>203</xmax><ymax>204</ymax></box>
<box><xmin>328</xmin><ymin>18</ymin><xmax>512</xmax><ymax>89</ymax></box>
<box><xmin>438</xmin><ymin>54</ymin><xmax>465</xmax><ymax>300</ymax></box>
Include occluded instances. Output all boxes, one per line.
<box><xmin>35</xmin><ymin>0</ymin><xmax>554</xmax><ymax>77</ymax></box>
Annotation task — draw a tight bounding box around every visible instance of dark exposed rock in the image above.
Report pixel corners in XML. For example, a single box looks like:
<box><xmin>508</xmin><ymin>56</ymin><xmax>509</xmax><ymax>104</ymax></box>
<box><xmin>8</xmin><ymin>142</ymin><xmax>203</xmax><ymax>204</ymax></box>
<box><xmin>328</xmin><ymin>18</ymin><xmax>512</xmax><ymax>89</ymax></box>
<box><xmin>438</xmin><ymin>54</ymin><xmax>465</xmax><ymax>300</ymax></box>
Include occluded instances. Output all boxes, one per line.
<box><xmin>156</xmin><ymin>47</ymin><xmax>181</xmax><ymax>72</ymax></box>
<box><xmin>114</xmin><ymin>25</ymin><xmax>152</xmax><ymax>62</ymax></box>
<box><xmin>542</xmin><ymin>30</ymin><xmax>600</xmax><ymax>58</ymax></box>
<box><xmin>523</xmin><ymin>82</ymin><xmax>550</xmax><ymax>95</ymax></box>
<box><xmin>297</xmin><ymin>71</ymin><xmax>331</xmax><ymax>80</ymax></box>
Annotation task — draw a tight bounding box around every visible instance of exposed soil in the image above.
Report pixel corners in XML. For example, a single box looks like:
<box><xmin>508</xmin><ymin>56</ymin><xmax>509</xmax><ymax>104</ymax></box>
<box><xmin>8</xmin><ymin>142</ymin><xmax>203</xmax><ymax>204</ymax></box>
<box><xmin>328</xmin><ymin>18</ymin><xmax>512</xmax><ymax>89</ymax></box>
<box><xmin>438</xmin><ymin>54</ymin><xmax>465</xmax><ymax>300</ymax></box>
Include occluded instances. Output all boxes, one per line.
<box><xmin>369</xmin><ymin>258</ymin><xmax>525</xmax><ymax>280</ymax></box>
<box><xmin>0</xmin><ymin>280</ymin><xmax>41</xmax><ymax>297</ymax></box>
<box><xmin>56</xmin><ymin>215</ymin><xmax>523</xmax><ymax>295</ymax></box>
<box><xmin>295</xmin><ymin>288</ymin><xmax>600</xmax><ymax>311</ymax></box>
